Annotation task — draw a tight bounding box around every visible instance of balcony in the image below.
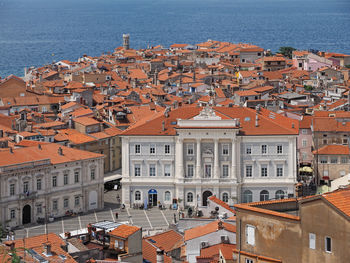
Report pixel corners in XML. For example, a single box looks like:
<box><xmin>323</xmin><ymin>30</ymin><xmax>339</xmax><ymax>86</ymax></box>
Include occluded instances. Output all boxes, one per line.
<box><xmin>19</xmin><ymin>191</ymin><xmax>37</xmax><ymax>200</ymax></box>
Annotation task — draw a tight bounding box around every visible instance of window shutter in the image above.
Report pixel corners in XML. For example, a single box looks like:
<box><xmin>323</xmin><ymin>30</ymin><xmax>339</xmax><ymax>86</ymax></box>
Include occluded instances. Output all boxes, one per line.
<box><xmin>309</xmin><ymin>233</ymin><xmax>316</xmax><ymax>249</ymax></box>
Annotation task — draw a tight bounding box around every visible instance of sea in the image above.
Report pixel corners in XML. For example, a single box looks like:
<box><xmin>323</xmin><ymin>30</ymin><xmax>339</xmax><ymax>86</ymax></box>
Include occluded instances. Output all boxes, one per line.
<box><xmin>0</xmin><ymin>0</ymin><xmax>349</xmax><ymax>78</ymax></box>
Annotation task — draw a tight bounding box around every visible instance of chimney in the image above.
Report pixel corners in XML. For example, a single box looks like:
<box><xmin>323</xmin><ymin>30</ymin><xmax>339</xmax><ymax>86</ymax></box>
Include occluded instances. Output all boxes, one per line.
<box><xmin>44</xmin><ymin>243</ymin><xmax>52</xmax><ymax>256</ymax></box>
<box><xmin>218</xmin><ymin>220</ymin><xmax>223</xmax><ymax>230</ymax></box>
<box><xmin>162</xmin><ymin>121</ymin><xmax>165</xmax><ymax>131</ymax></box>
<box><xmin>156</xmin><ymin>249</ymin><xmax>164</xmax><ymax>263</ymax></box>
<box><xmin>38</xmin><ymin>144</ymin><xmax>42</xmax><ymax>150</ymax></box>
<box><xmin>255</xmin><ymin>112</ymin><xmax>259</xmax><ymax>127</ymax></box>
<box><xmin>58</xmin><ymin>147</ymin><xmax>63</xmax><ymax>155</ymax></box>
<box><xmin>9</xmin><ymin>148</ymin><xmax>13</xmax><ymax>154</ymax></box>
<box><xmin>9</xmin><ymin>242</ymin><xmax>15</xmax><ymax>251</ymax></box>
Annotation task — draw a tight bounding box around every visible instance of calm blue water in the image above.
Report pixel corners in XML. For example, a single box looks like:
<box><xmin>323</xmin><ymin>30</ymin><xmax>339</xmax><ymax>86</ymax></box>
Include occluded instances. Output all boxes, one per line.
<box><xmin>0</xmin><ymin>0</ymin><xmax>349</xmax><ymax>78</ymax></box>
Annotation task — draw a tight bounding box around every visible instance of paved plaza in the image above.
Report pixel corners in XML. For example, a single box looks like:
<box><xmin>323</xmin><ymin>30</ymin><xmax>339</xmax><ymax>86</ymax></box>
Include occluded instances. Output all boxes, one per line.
<box><xmin>12</xmin><ymin>190</ymin><xmax>178</xmax><ymax>239</ymax></box>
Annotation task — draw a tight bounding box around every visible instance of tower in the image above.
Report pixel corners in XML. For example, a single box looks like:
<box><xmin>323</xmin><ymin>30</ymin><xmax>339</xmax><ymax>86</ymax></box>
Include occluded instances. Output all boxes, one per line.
<box><xmin>123</xmin><ymin>34</ymin><xmax>130</xmax><ymax>50</ymax></box>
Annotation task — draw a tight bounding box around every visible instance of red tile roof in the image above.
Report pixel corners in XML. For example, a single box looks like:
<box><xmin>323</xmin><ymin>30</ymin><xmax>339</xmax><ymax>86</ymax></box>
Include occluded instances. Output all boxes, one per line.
<box><xmin>313</xmin><ymin>144</ymin><xmax>349</xmax><ymax>155</ymax></box>
<box><xmin>184</xmin><ymin>220</ymin><xmax>236</xmax><ymax>241</ymax></box>
<box><xmin>322</xmin><ymin>186</ymin><xmax>350</xmax><ymax>218</ymax></box>
<box><xmin>109</xmin><ymin>224</ymin><xmax>140</xmax><ymax>239</ymax></box>
<box><xmin>208</xmin><ymin>196</ymin><xmax>235</xmax><ymax>214</ymax></box>
<box><xmin>144</xmin><ymin>230</ymin><xmax>183</xmax><ymax>252</ymax></box>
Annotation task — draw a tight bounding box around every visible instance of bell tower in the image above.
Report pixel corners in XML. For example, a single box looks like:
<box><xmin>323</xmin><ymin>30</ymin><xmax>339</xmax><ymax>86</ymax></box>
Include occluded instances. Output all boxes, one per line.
<box><xmin>123</xmin><ymin>34</ymin><xmax>130</xmax><ymax>50</ymax></box>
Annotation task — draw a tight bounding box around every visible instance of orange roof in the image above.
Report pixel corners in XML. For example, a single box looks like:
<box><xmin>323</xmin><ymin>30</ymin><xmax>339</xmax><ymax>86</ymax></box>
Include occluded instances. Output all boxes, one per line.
<box><xmin>313</xmin><ymin>144</ymin><xmax>349</xmax><ymax>155</ymax></box>
<box><xmin>144</xmin><ymin>230</ymin><xmax>183</xmax><ymax>252</ymax></box>
<box><xmin>235</xmin><ymin>90</ymin><xmax>258</xmax><ymax>96</ymax></box>
<box><xmin>3</xmin><ymin>233</ymin><xmax>76</xmax><ymax>263</ymax></box>
<box><xmin>200</xmin><ymin>243</ymin><xmax>236</xmax><ymax>259</ymax></box>
<box><xmin>0</xmin><ymin>143</ymin><xmax>102</xmax><ymax>167</ymax></box>
<box><xmin>56</xmin><ymin>129</ymin><xmax>96</xmax><ymax>144</ymax></box>
<box><xmin>322</xmin><ymin>186</ymin><xmax>350</xmax><ymax>218</ymax></box>
<box><xmin>299</xmin><ymin>115</ymin><xmax>312</xmax><ymax>129</ymax></box>
<box><xmin>122</xmin><ymin>106</ymin><xmax>298</xmax><ymax>136</ymax></box>
<box><xmin>209</xmin><ymin>196</ymin><xmax>235</xmax><ymax>214</ymax></box>
<box><xmin>184</xmin><ymin>220</ymin><xmax>236</xmax><ymax>241</ymax></box>
<box><xmin>74</xmin><ymin>116</ymin><xmax>100</xmax><ymax>126</ymax></box>
<box><xmin>109</xmin><ymin>224</ymin><xmax>140</xmax><ymax>239</ymax></box>
<box><xmin>312</xmin><ymin>117</ymin><xmax>350</xmax><ymax>132</ymax></box>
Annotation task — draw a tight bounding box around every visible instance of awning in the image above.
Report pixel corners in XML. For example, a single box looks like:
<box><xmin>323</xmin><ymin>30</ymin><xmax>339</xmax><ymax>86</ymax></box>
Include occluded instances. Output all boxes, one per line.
<box><xmin>299</xmin><ymin>166</ymin><xmax>313</xmax><ymax>173</ymax></box>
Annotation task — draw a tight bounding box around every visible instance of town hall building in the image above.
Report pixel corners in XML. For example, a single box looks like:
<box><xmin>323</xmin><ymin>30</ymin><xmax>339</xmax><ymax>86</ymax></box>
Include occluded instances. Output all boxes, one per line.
<box><xmin>121</xmin><ymin>105</ymin><xmax>298</xmax><ymax>209</ymax></box>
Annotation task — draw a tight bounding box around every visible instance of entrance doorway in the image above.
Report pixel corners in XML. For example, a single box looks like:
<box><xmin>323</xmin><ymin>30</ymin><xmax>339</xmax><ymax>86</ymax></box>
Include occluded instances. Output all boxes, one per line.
<box><xmin>202</xmin><ymin>190</ymin><xmax>213</xmax><ymax>206</ymax></box>
<box><xmin>22</xmin><ymin>205</ymin><xmax>31</xmax><ymax>225</ymax></box>
<box><xmin>148</xmin><ymin>189</ymin><xmax>157</xmax><ymax>207</ymax></box>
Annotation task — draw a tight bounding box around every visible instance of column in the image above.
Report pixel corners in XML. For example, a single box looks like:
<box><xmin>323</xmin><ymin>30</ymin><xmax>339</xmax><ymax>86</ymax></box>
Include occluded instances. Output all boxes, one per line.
<box><xmin>231</xmin><ymin>138</ymin><xmax>237</xmax><ymax>181</ymax></box>
<box><xmin>175</xmin><ymin>137</ymin><xmax>183</xmax><ymax>178</ymax></box>
<box><xmin>196</xmin><ymin>139</ymin><xmax>201</xmax><ymax>178</ymax></box>
<box><xmin>214</xmin><ymin>139</ymin><xmax>219</xmax><ymax>178</ymax></box>
<box><xmin>122</xmin><ymin>137</ymin><xmax>129</xmax><ymax>177</ymax></box>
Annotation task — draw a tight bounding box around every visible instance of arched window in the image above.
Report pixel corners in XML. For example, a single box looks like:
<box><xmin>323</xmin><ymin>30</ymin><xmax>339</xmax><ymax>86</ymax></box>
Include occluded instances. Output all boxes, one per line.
<box><xmin>187</xmin><ymin>192</ymin><xmax>193</xmax><ymax>203</ymax></box>
<box><xmin>135</xmin><ymin>191</ymin><xmax>141</xmax><ymax>201</ymax></box>
<box><xmin>164</xmin><ymin>191</ymin><xmax>171</xmax><ymax>201</ymax></box>
<box><xmin>275</xmin><ymin>190</ymin><xmax>285</xmax><ymax>200</ymax></box>
<box><xmin>243</xmin><ymin>190</ymin><xmax>253</xmax><ymax>203</ymax></box>
<box><xmin>222</xmin><ymin>192</ymin><xmax>229</xmax><ymax>203</ymax></box>
<box><xmin>260</xmin><ymin>190</ymin><xmax>269</xmax><ymax>201</ymax></box>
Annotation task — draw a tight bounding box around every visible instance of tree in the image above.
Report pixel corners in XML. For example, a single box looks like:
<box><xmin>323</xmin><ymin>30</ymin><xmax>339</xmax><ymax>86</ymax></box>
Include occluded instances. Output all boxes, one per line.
<box><xmin>278</xmin><ymin>46</ymin><xmax>296</xmax><ymax>59</ymax></box>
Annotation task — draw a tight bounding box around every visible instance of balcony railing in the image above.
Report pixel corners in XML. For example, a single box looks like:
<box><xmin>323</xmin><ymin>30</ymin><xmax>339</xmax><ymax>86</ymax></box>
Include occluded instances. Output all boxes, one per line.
<box><xmin>19</xmin><ymin>191</ymin><xmax>37</xmax><ymax>200</ymax></box>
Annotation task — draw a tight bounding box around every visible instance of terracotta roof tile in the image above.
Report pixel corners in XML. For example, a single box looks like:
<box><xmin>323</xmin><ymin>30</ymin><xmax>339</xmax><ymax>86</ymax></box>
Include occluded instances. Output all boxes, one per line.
<box><xmin>209</xmin><ymin>196</ymin><xmax>235</xmax><ymax>214</ymax></box>
<box><xmin>109</xmin><ymin>224</ymin><xmax>140</xmax><ymax>239</ymax></box>
<box><xmin>144</xmin><ymin>230</ymin><xmax>183</xmax><ymax>252</ymax></box>
<box><xmin>313</xmin><ymin>144</ymin><xmax>349</xmax><ymax>155</ymax></box>
<box><xmin>184</xmin><ymin>220</ymin><xmax>236</xmax><ymax>241</ymax></box>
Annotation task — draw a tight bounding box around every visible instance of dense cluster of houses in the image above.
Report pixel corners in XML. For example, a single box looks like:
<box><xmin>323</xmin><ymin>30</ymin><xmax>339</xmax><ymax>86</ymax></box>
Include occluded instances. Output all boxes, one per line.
<box><xmin>1</xmin><ymin>37</ymin><xmax>350</xmax><ymax>262</ymax></box>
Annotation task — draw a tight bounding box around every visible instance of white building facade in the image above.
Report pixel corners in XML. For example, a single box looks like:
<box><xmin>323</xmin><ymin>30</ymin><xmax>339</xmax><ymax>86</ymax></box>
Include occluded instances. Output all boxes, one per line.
<box><xmin>121</xmin><ymin>106</ymin><xmax>298</xmax><ymax>208</ymax></box>
<box><xmin>0</xmin><ymin>144</ymin><xmax>104</xmax><ymax>228</ymax></box>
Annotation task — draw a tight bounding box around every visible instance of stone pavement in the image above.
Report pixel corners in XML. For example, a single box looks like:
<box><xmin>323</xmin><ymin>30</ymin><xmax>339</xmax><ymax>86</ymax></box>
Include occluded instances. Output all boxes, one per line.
<box><xmin>12</xmin><ymin>190</ymin><xmax>178</xmax><ymax>239</ymax></box>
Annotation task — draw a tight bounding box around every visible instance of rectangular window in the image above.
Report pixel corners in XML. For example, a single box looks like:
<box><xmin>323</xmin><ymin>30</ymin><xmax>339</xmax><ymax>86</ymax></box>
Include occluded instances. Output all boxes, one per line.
<box><xmin>64</xmin><ymin>174</ymin><xmax>68</xmax><ymax>185</ymax></box>
<box><xmin>10</xmin><ymin>209</ymin><xmax>15</xmax><ymax>219</ymax></box>
<box><xmin>165</xmin><ymin>144</ymin><xmax>170</xmax><ymax>154</ymax></box>
<box><xmin>37</xmin><ymin>204</ymin><xmax>42</xmax><ymax>214</ymax></box>
<box><xmin>341</xmin><ymin>157</ymin><xmax>348</xmax><ymax>163</ymax></box>
<box><xmin>75</xmin><ymin>196</ymin><xmax>80</xmax><ymax>206</ymax></box>
<box><xmin>261</xmin><ymin>165</ymin><xmax>268</xmax><ymax>177</ymax></box>
<box><xmin>10</xmin><ymin>184</ymin><xmax>15</xmax><ymax>196</ymax></box>
<box><xmin>134</xmin><ymin>164</ymin><xmax>141</xmax><ymax>176</ymax></box>
<box><xmin>164</xmin><ymin>164</ymin><xmax>171</xmax><ymax>176</ymax></box>
<box><xmin>246</xmin><ymin>225</ymin><xmax>255</xmax><ymax>246</ymax></box>
<box><xmin>187</xmin><ymin>144</ymin><xmax>194</xmax><ymax>155</ymax></box>
<box><xmin>302</xmin><ymin>129</ymin><xmax>307</xmax><ymax>135</ymax></box>
<box><xmin>135</xmin><ymin>144</ymin><xmax>141</xmax><ymax>154</ymax></box>
<box><xmin>302</xmin><ymin>139</ymin><xmax>307</xmax><ymax>147</ymax></box>
<box><xmin>23</xmin><ymin>181</ymin><xmax>29</xmax><ymax>193</ymax></box>
<box><xmin>52</xmin><ymin>176</ymin><xmax>57</xmax><ymax>187</ymax></box>
<box><xmin>309</xmin><ymin>233</ymin><xmax>316</xmax><ymax>249</ymax></box>
<box><xmin>187</xmin><ymin>164</ymin><xmax>194</xmax><ymax>177</ymax></box>
<box><xmin>37</xmin><ymin>179</ymin><xmax>42</xmax><ymax>191</ymax></box>
<box><xmin>246</xmin><ymin>146</ymin><xmax>252</xmax><ymax>155</ymax></box>
<box><xmin>261</xmin><ymin>145</ymin><xmax>267</xmax><ymax>154</ymax></box>
<box><xmin>325</xmin><ymin>237</ymin><xmax>332</xmax><ymax>253</ymax></box>
<box><xmin>320</xmin><ymin>157</ymin><xmax>328</xmax><ymax>164</ymax></box>
<box><xmin>53</xmin><ymin>200</ymin><xmax>58</xmax><ymax>210</ymax></box>
<box><xmin>222</xmin><ymin>165</ymin><xmax>229</xmax><ymax>177</ymax></box>
<box><xmin>150</xmin><ymin>144</ymin><xmax>156</xmax><ymax>154</ymax></box>
<box><xmin>204</xmin><ymin>164</ymin><xmax>212</xmax><ymax>178</ymax></box>
<box><xmin>330</xmin><ymin>157</ymin><xmax>338</xmax><ymax>164</ymax></box>
<box><xmin>64</xmin><ymin>198</ymin><xmax>69</xmax><ymax>208</ymax></box>
<box><xmin>323</xmin><ymin>139</ymin><xmax>327</xmax><ymax>144</ymax></box>
<box><xmin>91</xmin><ymin>169</ymin><xmax>95</xmax><ymax>180</ymax></box>
<box><xmin>222</xmin><ymin>144</ymin><xmax>229</xmax><ymax>155</ymax></box>
<box><xmin>276</xmin><ymin>165</ymin><xmax>283</xmax><ymax>177</ymax></box>
<box><xmin>74</xmin><ymin>171</ymin><xmax>79</xmax><ymax>183</ymax></box>
<box><xmin>149</xmin><ymin>164</ymin><xmax>156</xmax><ymax>176</ymax></box>
<box><xmin>245</xmin><ymin>259</ymin><xmax>253</xmax><ymax>263</ymax></box>
<box><xmin>246</xmin><ymin>165</ymin><xmax>252</xmax><ymax>177</ymax></box>
<box><xmin>277</xmin><ymin>145</ymin><xmax>282</xmax><ymax>154</ymax></box>
<box><xmin>118</xmin><ymin>240</ymin><xmax>124</xmax><ymax>249</ymax></box>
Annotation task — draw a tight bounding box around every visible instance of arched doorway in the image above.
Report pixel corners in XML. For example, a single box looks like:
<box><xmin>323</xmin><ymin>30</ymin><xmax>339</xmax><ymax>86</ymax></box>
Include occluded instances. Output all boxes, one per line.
<box><xmin>148</xmin><ymin>189</ymin><xmax>157</xmax><ymax>207</ymax></box>
<box><xmin>89</xmin><ymin>191</ymin><xmax>98</xmax><ymax>210</ymax></box>
<box><xmin>22</xmin><ymin>205</ymin><xmax>31</xmax><ymax>225</ymax></box>
<box><xmin>202</xmin><ymin>190</ymin><xmax>212</xmax><ymax>206</ymax></box>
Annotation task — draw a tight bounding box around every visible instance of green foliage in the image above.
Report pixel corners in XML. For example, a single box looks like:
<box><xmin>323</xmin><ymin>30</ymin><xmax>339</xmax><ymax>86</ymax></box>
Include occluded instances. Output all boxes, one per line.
<box><xmin>278</xmin><ymin>46</ymin><xmax>296</xmax><ymax>59</ymax></box>
<box><xmin>304</xmin><ymin>85</ymin><xmax>313</xmax><ymax>91</ymax></box>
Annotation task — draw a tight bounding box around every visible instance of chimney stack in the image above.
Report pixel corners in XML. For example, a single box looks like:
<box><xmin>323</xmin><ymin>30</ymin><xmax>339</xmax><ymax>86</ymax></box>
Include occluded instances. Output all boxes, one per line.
<box><xmin>38</xmin><ymin>144</ymin><xmax>42</xmax><ymax>150</ymax></box>
<box><xmin>255</xmin><ymin>113</ymin><xmax>259</xmax><ymax>127</ymax></box>
<box><xmin>44</xmin><ymin>243</ymin><xmax>52</xmax><ymax>256</ymax></box>
<box><xmin>58</xmin><ymin>147</ymin><xmax>63</xmax><ymax>155</ymax></box>
<box><xmin>162</xmin><ymin>121</ymin><xmax>165</xmax><ymax>131</ymax></box>
<box><xmin>156</xmin><ymin>249</ymin><xmax>164</xmax><ymax>263</ymax></box>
